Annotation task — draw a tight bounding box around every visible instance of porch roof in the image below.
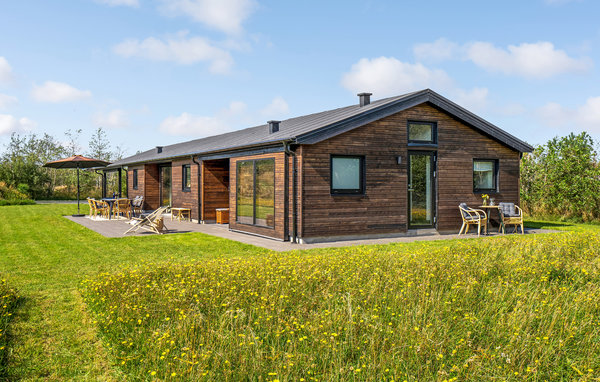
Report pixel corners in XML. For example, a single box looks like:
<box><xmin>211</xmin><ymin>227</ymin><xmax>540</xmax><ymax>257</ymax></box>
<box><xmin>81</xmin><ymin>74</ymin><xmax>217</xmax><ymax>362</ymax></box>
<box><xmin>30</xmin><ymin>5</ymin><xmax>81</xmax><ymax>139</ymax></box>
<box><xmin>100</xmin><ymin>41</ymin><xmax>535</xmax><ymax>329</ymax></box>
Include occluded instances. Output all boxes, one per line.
<box><xmin>107</xmin><ymin>89</ymin><xmax>533</xmax><ymax>169</ymax></box>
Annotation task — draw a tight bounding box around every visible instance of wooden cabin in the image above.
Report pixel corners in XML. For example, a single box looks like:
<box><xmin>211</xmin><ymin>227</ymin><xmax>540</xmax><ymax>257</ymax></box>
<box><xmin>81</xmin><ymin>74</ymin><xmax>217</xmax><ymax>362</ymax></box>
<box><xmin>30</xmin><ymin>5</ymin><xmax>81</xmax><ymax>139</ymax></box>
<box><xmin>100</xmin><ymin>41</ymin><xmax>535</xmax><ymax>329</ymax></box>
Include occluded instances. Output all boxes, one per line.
<box><xmin>106</xmin><ymin>89</ymin><xmax>533</xmax><ymax>243</ymax></box>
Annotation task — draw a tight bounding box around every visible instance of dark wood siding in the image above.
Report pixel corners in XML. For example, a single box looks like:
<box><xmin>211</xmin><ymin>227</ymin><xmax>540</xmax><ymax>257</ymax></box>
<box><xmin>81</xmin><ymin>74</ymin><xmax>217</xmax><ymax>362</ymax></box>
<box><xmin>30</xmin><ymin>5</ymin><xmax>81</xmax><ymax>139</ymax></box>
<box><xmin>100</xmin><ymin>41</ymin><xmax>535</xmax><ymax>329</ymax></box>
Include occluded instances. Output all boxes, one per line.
<box><xmin>230</xmin><ymin>152</ymin><xmax>286</xmax><ymax>240</ymax></box>
<box><xmin>171</xmin><ymin>159</ymin><xmax>199</xmax><ymax>220</ymax></box>
<box><xmin>201</xmin><ymin>159</ymin><xmax>229</xmax><ymax>222</ymax></box>
<box><xmin>144</xmin><ymin>164</ymin><xmax>160</xmax><ymax>210</ymax></box>
<box><xmin>299</xmin><ymin>103</ymin><xmax>521</xmax><ymax>239</ymax></box>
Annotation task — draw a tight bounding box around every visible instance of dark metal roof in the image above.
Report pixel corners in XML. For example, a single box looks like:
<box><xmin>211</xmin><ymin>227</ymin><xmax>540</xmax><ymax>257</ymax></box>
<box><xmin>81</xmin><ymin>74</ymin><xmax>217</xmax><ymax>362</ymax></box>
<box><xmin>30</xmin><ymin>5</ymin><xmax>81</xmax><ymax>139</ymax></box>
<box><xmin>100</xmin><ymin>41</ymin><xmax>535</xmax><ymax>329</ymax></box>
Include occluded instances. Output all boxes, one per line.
<box><xmin>108</xmin><ymin>89</ymin><xmax>533</xmax><ymax>168</ymax></box>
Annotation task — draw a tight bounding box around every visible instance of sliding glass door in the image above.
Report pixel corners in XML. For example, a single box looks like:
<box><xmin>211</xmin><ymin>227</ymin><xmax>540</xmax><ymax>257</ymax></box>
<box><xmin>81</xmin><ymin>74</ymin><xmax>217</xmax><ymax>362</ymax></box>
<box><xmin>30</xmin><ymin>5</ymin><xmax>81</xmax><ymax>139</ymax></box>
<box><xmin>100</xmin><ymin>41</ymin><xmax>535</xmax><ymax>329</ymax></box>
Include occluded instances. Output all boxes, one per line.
<box><xmin>159</xmin><ymin>165</ymin><xmax>172</xmax><ymax>207</ymax></box>
<box><xmin>408</xmin><ymin>152</ymin><xmax>435</xmax><ymax>227</ymax></box>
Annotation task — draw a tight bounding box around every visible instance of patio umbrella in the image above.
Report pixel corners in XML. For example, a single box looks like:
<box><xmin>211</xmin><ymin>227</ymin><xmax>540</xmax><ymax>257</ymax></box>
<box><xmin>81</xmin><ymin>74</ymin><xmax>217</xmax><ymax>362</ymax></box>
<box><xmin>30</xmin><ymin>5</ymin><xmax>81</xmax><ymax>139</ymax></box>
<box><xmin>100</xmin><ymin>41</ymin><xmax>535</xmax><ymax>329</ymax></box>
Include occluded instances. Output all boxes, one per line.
<box><xmin>43</xmin><ymin>155</ymin><xmax>111</xmax><ymax>216</ymax></box>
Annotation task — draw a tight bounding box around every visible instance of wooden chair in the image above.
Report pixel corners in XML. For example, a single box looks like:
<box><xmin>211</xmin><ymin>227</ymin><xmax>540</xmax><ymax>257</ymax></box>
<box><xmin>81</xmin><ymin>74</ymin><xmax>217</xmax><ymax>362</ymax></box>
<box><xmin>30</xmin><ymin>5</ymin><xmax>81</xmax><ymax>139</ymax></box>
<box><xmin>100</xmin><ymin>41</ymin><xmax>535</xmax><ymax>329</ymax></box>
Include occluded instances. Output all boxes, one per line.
<box><xmin>131</xmin><ymin>196</ymin><xmax>144</xmax><ymax>217</ymax></box>
<box><xmin>458</xmin><ymin>203</ymin><xmax>488</xmax><ymax>236</ymax></box>
<box><xmin>87</xmin><ymin>198</ymin><xmax>97</xmax><ymax>219</ymax></box>
<box><xmin>114</xmin><ymin>198</ymin><xmax>132</xmax><ymax>219</ymax></box>
<box><xmin>498</xmin><ymin>202</ymin><xmax>524</xmax><ymax>234</ymax></box>
<box><xmin>94</xmin><ymin>200</ymin><xmax>110</xmax><ymax>219</ymax></box>
<box><xmin>124</xmin><ymin>206</ymin><xmax>169</xmax><ymax>235</ymax></box>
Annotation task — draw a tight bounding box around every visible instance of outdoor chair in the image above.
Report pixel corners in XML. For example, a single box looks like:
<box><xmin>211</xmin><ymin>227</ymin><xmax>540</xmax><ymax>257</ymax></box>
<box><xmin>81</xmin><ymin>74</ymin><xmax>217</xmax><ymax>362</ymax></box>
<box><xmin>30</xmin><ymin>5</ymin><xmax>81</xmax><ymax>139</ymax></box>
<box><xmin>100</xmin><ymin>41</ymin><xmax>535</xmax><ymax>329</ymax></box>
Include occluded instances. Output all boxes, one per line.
<box><xmin>124</xmin><ymin>206</ymin><xmax>169</xmax><ymax>235</ymax></box>
<box><xmin>458</xmin><ymin>203</ymin><xmax>488</xmax><ymax>236</ymax></box>
<box><xmin>87</xmin><ymin>198</ymin><xmax>97</xmax><ymax>219</ymax></box>
<box><xmin>94</xmin><ymin>200</ymin><xmax>110</xmax><ymax>219</ymax></box>
<box><xmin>114</xmin><ymin>198</ymin><xmax>132</xmax><ymax>219</ymax></box>
<box><xmin>131</xmin><ymin>196</ymin><xmax>144</xmax><ymax>217</ymax></box>
<box><xmin>498</xmin><ymin>202</ymin><xmax>524</xmax><ymax>234</ymax></box>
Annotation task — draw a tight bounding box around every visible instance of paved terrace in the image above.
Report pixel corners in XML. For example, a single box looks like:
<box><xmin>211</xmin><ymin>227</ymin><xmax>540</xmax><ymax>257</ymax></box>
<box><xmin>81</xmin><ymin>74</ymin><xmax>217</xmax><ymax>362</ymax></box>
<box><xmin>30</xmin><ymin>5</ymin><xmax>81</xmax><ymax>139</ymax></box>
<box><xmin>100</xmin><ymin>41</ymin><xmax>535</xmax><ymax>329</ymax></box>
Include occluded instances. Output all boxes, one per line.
<box><xmin>65</xmin><ymin>215</ymin><xmax>557</xmax><ymax>252</ymax></box>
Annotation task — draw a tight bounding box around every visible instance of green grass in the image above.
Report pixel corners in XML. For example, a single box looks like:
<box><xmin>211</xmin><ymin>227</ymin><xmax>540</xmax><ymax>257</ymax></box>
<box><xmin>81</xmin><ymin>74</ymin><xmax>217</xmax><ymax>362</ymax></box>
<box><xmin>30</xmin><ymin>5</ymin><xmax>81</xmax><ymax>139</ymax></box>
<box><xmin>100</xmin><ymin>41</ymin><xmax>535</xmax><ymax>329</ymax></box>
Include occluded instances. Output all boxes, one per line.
<box><xmin>0</xmin><ymin>204</ymin><xmax>266</xmax><ymax>380</ymax></box>
<box><xmin>1</xmin><ymin>204</ymin><xmax>600</xmax><ymax>380</ymax></box>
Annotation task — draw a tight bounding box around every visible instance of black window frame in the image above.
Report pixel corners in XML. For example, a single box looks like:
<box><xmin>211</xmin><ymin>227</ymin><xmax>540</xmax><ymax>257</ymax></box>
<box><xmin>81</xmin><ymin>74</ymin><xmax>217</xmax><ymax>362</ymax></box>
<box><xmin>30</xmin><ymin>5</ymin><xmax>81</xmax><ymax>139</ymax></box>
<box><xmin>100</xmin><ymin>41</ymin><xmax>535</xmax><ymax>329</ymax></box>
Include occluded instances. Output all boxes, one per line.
<box><xmin>330</xmin><ymin>155</ymin><xmax>366</xmax><ymax>195</ymax></box>
<box><xmin>132</xmin><ymin>169</ymin><xmax>138</xmax><ymax>190</ymax></box>
<box><xmin>408</xmin><ymin>121</ymin><xmax>437</xmax><ymax>145</ymax></box>
<box><xmin>473</xmin><ymin>159</ymin><xmax>499</xmax><ymax>193</ymax></box>
<box><xmin>182</xmin><ymin>164</ymin><xmax>191</xmax><ymax>192</ymax></box>
<box><xmin>235</xmin><ymin>158</ymin><xmax>276</xmax><ymax>228</ymax></box>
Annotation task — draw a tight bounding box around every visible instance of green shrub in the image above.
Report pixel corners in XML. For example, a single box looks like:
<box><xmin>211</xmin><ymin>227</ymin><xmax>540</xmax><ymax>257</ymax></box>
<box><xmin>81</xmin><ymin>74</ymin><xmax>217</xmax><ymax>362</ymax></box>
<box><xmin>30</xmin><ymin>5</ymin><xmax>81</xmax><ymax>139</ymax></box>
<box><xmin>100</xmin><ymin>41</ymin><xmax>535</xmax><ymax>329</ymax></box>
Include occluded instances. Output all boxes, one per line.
<box><xmin>0</xmin><ymin>199</ymin><xmax>36</xmax><ymax>206</ymax></box>
<box><xmin>83</xmin><ymin>232</ymin><xmax>600</xmax><ymax>381</ymax></box>
<box><xmin>0</xmin><ymin>182</ymin><xmax>29</xmax><ymax>200</ymax></box>
<box><xmin>0</xmin><ymin>277</ymin><xmax>18</xmax><ymax>376</ymax></box>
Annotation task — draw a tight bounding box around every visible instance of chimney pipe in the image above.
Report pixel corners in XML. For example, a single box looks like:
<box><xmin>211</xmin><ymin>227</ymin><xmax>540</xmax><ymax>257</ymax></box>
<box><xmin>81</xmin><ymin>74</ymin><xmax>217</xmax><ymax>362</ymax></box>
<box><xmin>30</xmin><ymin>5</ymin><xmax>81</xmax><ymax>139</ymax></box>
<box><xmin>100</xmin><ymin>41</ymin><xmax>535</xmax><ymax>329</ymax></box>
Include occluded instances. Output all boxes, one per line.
<box><xmin>156</xmin><ymin>146</ymin><xmax>163</xmax><ymax>154</ymax></box>
<box><xmin>358</xmin><ymin>92</ymin><xmax>372</xmax><ymax>107</ymax></box>
<box><xmin>268</xmin><ymin>120</ymin><xmax>280</xmax><ymax>134</ymax></box>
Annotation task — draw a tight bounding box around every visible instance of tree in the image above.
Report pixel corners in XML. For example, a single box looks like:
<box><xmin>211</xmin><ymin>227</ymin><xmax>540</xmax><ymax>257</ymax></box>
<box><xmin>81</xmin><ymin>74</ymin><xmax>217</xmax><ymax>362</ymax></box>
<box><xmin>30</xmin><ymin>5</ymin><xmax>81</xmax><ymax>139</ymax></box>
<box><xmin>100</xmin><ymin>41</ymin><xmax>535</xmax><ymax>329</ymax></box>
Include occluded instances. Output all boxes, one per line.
<box><xmin>88</xmin><ymin>127</ymin><xmax>111</xmax><ymax>161</ymax></box>
<box><xmin>521</xmin><ymin>132</ymin><xmax>600</xmax><ymax>221</ymax></box>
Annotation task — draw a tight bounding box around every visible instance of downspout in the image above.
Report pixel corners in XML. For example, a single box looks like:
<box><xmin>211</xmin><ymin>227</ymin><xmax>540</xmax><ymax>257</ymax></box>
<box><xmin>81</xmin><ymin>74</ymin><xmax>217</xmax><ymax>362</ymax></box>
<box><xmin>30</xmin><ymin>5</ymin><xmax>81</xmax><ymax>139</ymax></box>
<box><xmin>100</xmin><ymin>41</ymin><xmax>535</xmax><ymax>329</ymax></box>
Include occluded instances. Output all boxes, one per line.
<box><xmin>192</xmin><ymin>156</ymin><xmax>202</xmax><ymax>224</ymax></box>
<box><xmin>283</xmin><ymin>141</ymin><xmax>298</xmax><ymax>244</ymax></box>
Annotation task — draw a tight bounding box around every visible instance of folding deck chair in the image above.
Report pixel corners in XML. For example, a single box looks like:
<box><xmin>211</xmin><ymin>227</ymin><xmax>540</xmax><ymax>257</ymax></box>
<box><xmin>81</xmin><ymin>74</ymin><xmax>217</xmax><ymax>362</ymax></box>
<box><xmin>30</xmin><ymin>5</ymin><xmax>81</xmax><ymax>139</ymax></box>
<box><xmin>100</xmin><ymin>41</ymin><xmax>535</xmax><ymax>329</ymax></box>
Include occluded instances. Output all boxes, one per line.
<box><xmin>124</xmin><ymin>206</ymin><xmax>169</xmax><ymax>235</ymax></box>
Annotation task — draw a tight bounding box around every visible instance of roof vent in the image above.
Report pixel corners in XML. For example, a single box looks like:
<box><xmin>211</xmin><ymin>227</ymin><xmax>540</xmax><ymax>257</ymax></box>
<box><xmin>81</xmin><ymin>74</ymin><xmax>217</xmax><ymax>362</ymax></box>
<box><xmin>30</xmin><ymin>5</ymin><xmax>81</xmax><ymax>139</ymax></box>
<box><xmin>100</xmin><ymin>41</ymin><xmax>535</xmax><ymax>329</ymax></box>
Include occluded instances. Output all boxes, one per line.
<box><xmin>358</xmin><ymin>92</ymin><xmax>372</xmax><ymax>107</ymax></box>
<box><xmin>156</xmin><ymin>146</ymin><xmax>163</xmax><ymax>154</ymax></box>
<box><xmin>268</xmin><ymin>120</ymin><xmax>280</xmax><ymax>134</ymax></box>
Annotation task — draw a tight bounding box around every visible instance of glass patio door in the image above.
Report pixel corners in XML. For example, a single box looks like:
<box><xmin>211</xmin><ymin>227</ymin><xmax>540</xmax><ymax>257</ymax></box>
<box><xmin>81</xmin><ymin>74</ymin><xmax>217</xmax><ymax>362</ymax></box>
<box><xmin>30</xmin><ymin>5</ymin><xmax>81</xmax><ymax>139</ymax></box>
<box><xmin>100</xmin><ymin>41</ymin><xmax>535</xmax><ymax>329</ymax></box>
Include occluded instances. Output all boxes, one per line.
<box><xmin>408</xmin><ymin>152</ymin><xmax>435</xmax><ymax>227</ymax></box>
<box><xmin>159</xmin><ymin>165</ymin><xmax>172</xmax><ymax>207</ymax></box>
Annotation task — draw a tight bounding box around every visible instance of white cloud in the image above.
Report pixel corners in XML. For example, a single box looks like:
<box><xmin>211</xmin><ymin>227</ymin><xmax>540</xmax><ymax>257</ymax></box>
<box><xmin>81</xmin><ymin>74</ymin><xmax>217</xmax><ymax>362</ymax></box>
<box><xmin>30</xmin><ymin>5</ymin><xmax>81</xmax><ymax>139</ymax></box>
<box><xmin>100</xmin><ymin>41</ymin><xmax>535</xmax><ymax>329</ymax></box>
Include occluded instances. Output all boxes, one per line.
<box><xmin>537</xmin><ymin>97</ymin><xmax>600</xmax><ymax>132</ymax></box>
<box><xmin>160</xmin><ymin>112</ymin><xmax>230</xmax><ymax>136</ymax></box>
<box><xmin>93</xmin><ymin>109</ymin><xmax>130</xmax><ymax>129</ymax></box>
<box><xmin>158</xmin><ymin>0</ymin><xmax>256</xmax><ymax>35</ymax></box>
<box><xmin>0</xmin><ymin>94</ymin><xmax>18</xmax><ymax>110</ymax></box>
<box><xmin>95</xmin><ymin>0</ymin><xmax>139</xmax><ymax>7</ymax></box>
<box><xmin>0</xmin><ymin>114</ymin><xmax>36</xmax><ymax>135</ymax></box>
<box><xmin>31</xmin><ymin>81</ymin><xmax>92</xmax><ymax>103</ymax></box>
<box><xmin>466</xmin><ymin>41</ymin><xmax>591</xmax><ymax>78</ymax></box>
<box><xmin>114</xmin><ymin>33</ymin><xmax>234</xmax><ymax>74</ymax></box>
<box><xmin>260</xmin><ymin>96</ymin><xmax>289</xmax><ymax>118</ymax></box>
<box><xmin>0</xmin><ymin>57</ymin><xmax>13</xmax><ymax>85</ymax></box>
<box><xmin>341</xmin><ymin>57</ymin><xmax>453</xmax><ymax>98</ymax></box>
<box><xmin>414</xmin><ymin>38</ymin><xmax>459</xmax><ymax>62</ymax></box>
<box><xmin>160</xmin><ymin>97</ymin><xmax>291</xmax><ymax>137</ymax></box>
<box><xmin>453</xmin><ymin>87</ymin><xmax>489</xmax><ymax>112</ymax></box>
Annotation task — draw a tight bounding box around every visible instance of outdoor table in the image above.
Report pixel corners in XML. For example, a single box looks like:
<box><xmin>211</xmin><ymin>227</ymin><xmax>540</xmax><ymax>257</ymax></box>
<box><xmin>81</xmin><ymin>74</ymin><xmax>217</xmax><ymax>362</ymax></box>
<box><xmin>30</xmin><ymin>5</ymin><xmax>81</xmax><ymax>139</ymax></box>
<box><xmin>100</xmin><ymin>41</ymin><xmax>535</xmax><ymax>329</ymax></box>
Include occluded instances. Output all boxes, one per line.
<box><xmin>102</xmin><ymin>198</ymin><xmax>117</xmax><ymax>220</ymax></box>
<box><xmin>478</xmin><ymin>205</ymin><xmax>505</xmax><ymax>234</ymax></box>
<box><xmin>171</xmin><ymin>207</ymin><xmax>191</xmax><ymax>222</ymax></box>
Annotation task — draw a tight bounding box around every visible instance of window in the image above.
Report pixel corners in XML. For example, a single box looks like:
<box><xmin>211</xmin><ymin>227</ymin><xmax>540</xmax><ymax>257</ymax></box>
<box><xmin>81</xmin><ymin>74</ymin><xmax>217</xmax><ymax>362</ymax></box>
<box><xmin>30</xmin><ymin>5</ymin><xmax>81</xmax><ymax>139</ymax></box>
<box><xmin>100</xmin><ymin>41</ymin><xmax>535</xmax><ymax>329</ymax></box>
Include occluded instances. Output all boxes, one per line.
<box><xmin>132</xmin><ymin>169</ymin><xmax>138</xmax><ymax>190</ymax></box>
<box><xmin>182</xmin><ymin>164</ymin><xmax>191</xmax><ymax>191</ymax></box>
<box><xmin>236</xmin><ymin>158</ymin><xmax>275</xmax><ymax>227</ymax></box>
<box><xmin>330</xmin><ymin>155</ymin><xmax>365</xmax><ymax>194</ymax></box>
<box><xmin>408</xmin><ymin>121</ymin><xmax>437</xmax><ymax>144</ymax></box>
<box><xmin>473</xmin><ymin>159</ymin><xmax>498</xmax><ymax>192</ymax></box>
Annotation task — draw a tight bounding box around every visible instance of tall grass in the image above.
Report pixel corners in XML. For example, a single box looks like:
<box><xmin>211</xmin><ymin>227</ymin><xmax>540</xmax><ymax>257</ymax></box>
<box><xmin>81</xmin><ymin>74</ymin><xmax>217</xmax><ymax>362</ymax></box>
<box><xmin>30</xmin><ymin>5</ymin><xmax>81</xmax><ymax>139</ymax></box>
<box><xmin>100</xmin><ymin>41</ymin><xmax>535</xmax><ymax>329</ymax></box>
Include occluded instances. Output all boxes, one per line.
<box><xmin>82</xmin><ymin>232</ymin><xmax>600</xmax><ymax>381</ymax></box>
<box><xmin>0</xmin><ymin>277</ymin><xmax>18</xmax><ymax>377</ymax></box>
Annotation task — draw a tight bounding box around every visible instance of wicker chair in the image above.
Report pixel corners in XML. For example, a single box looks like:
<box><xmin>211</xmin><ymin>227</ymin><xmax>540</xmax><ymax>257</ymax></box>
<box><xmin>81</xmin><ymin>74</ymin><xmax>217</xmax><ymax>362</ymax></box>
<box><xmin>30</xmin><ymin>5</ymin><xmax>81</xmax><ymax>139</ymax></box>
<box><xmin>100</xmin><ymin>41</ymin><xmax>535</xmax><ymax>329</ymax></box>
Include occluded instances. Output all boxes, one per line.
<box><xmin>458</xmin><ymin>203</ymin><xmax>488</xmax><ymax>236</ymax></box>
<box><xmin>94</xmin><ymin>200</ymin><xmax>110</xmax><ymax>219</ymax></box>
<box><xmin>87</xmin><ymin>198</ymin><xmax>97</xmax><ymax>219</ymax></box>
<box><xmin>114</xmin><ymin>198</ymin><xmax>132</xmax><ymax>219</ymax></box>
<box><xmin>498</xmin><ymin>202</ymin><xmax>524</xmax><ymax>234</ymax></box>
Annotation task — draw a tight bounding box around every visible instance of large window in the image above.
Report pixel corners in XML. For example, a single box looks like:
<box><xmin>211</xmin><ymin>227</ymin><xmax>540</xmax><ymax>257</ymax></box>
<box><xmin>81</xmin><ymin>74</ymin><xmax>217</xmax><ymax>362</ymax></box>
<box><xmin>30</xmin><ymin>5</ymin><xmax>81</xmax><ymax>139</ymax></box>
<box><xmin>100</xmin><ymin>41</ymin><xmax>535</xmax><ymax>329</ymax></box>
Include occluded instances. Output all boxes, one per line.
<box><xmin>182</xmin><ymin>164</ymin><xmax>191</xmax><ymax>191</ymax></box>
<box><xmin>236</xmin><ymin>158</ymin><xmax>275</xmax><ymax>227</ymax></box>
<box><xmin>330</xmin><ymin>155</ymin><xmax>365</xmax><ymax>194</ymax></box>
<box><xmin>408</xmin><ymin>121</ymin><xmax>437</xmax><ymax>144</ymax></box>
<box><xmin>132</xmin><ymin>169</ymin><xmax>138</xmax><ymax>190</ymax></box>
<box><xmin>473</xmin><ymin>159</ymin><xmax>498</xmax><ymax>192</ymax></box>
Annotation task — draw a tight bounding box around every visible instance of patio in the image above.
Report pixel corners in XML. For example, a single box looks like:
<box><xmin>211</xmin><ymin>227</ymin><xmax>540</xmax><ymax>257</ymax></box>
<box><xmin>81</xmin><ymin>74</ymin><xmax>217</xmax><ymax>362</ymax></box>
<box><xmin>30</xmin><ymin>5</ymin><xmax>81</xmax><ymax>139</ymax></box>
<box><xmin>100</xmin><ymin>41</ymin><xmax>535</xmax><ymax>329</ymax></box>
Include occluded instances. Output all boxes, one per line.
<box><xmin>65</xmin><ymin>214</ymin><xmax>557</xmax><ymax>252</ymax></box>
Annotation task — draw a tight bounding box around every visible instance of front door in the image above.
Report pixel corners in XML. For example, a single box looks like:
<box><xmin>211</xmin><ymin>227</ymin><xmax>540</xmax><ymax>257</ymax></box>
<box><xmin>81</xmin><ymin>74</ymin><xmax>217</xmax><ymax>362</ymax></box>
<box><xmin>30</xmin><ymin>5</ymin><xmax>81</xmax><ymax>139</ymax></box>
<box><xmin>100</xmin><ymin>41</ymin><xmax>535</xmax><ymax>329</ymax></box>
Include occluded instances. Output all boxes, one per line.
<box><xmin>408</xmin><ymin>152</ymin><xmax>435</xmax><ymax>228</ymax></box>
<box><xmin>159</xmin><ymin>165</ymin><xmax>172</xmax><ymax>207</ymax></box>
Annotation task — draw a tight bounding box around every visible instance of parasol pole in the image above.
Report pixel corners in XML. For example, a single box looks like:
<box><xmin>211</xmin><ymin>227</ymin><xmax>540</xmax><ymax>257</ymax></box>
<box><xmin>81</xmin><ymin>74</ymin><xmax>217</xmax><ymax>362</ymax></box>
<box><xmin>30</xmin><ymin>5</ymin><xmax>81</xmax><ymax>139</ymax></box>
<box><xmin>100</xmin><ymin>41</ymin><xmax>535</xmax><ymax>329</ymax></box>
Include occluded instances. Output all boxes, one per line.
<box><xmin>77</xmin><ymin>162</ymin><xmax>80</xmax><ymax>214</ymax></box>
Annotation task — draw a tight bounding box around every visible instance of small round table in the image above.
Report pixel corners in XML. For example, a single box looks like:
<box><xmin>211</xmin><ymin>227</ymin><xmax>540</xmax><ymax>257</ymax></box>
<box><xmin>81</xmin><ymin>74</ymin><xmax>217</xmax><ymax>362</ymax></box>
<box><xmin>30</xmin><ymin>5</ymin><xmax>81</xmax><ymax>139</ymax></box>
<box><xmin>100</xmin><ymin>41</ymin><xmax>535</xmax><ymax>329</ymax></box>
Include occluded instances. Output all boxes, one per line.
<box><xmin>477</xmin><ymin>205</ymin><xmax>504</xmax><ymax>234</ymax></box>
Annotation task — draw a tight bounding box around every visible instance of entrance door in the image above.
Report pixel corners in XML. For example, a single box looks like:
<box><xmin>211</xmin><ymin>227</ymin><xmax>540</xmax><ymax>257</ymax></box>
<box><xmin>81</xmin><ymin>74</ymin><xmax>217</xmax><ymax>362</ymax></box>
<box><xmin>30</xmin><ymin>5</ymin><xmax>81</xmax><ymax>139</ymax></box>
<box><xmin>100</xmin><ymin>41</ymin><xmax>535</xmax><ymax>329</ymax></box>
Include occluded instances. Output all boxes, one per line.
<box><xmin>159</xmin><ymin>165</ymin><xmax>172</xmax><ymax>207</ymax></box>
<box><xmin>408</xmin><ymin>152</ymin><xmax>435</xmax><ymax>227</ymax></box>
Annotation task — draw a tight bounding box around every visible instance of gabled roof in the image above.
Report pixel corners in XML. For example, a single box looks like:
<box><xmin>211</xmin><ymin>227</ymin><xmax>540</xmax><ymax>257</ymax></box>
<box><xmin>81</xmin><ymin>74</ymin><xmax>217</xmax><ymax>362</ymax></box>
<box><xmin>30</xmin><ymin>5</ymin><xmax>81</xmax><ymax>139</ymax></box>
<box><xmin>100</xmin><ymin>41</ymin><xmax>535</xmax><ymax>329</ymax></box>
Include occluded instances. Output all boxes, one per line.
<box><xmin>108</xmin><ymin>89</ymin><xmax>533</xmax><ymax>168</ymax></box>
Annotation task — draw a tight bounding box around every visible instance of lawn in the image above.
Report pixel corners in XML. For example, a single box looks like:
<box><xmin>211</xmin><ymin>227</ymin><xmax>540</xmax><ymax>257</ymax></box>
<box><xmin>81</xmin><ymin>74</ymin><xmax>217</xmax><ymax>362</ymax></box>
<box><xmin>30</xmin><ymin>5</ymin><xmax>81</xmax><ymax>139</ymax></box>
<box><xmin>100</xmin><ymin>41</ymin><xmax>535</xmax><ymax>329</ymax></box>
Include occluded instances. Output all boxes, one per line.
<box><xmin>1</xmin><ymin>204</ymin><xmax>599</xmax><ymax>380</ymax></box>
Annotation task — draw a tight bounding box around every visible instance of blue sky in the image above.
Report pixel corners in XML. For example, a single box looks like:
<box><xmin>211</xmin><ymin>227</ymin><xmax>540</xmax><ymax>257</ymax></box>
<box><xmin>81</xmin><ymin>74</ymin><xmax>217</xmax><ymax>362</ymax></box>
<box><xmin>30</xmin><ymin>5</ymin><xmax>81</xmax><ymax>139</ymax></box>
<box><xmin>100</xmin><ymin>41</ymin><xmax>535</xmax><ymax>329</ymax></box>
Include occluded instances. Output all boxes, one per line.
<box><xmin>1</xmin><ymin>0</ymin><xmax>599</xmax><ymax>157</ymax></box>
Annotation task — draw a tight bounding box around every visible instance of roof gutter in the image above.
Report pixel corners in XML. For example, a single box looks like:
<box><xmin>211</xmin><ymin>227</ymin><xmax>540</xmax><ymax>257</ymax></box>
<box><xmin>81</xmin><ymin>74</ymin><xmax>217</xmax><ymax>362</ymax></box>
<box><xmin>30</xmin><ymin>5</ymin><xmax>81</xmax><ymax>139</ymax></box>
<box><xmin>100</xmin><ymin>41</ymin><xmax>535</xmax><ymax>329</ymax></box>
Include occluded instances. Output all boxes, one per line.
<box><xmin>283</xmin><ymin>140</ymin><xmax>298</xmax><ymax>244</ymax></box>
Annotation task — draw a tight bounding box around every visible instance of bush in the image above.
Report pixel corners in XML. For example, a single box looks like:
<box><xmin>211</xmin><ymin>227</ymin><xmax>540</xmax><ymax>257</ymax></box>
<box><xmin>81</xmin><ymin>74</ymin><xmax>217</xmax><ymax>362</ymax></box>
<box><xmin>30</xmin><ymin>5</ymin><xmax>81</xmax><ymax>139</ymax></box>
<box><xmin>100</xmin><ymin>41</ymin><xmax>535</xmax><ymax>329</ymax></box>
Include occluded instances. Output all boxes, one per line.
<box><xmin>0</xmin><ymin>277</ymin><xmax>18</xmax><ymax>376</ymax></box>
<box><xmin>82</xmin><ymin>233</ymin><xmax>600</xmax><ymax>381</ymax></box>
<box><xmin>0</xmin><ymin>199</ymin><xmax>36</xmax><ymax>206</ymax></box>
<box><xmin>0</xmin><ymin>182</ymin><xmax>29</xmax><ymax>200</ymax></box>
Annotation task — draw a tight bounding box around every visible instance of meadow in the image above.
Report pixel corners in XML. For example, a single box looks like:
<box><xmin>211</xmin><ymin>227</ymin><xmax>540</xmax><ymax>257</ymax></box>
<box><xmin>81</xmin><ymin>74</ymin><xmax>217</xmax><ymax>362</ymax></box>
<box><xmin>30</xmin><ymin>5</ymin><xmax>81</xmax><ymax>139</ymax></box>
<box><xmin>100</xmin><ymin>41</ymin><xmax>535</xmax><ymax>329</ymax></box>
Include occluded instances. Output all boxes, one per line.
<box><xmin>0</xmin><ymin>204</ymin><xmax>599</xmax><ymax>380</ymax></box>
